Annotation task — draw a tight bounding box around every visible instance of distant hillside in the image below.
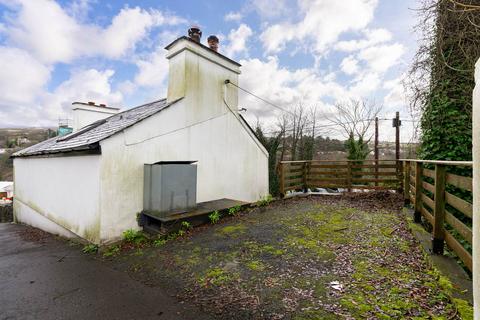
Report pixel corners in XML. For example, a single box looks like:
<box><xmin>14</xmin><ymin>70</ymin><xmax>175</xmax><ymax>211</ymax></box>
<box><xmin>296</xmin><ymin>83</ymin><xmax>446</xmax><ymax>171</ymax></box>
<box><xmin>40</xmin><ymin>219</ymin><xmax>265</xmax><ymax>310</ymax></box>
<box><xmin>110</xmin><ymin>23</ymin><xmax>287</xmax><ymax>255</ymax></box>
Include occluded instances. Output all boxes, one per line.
<box><xmin>0</xmin><ymin>128</ymin><xmax>55</xmax><ymax>181</ymax></box>
<box><xmin>0</xmin><ymin>127</ymin><xmax>418</xmax><ymax>181</ymax></box>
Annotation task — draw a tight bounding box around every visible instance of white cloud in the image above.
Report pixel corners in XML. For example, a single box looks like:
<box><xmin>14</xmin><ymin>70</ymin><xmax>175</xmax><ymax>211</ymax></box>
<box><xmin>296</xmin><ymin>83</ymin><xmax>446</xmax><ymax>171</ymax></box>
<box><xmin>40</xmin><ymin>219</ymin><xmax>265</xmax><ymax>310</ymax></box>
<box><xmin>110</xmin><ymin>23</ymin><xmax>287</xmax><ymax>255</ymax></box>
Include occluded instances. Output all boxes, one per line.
<box><xmin>224</xmin><ymin>11</ymin><xmax>243</xmax><ymax>22</ymax></box>
<box><xmin>67</xmin><ymin>0</ymin><xmax>93</xmax><ymax>20</ymax></box>
<box><xmin>46</xmin><ymin>69</ymin><xmax>123</xmax><ymax>118</ymax></box>
<box><xmin>0</xmin><ymin>68</ymin><xmax>123</xmax><ymax>127</ymax></box>
<box><xmin>334</xmin><ymin>28</ymin><xmax>392</xmax><ymax>52</ymax></box>
<box><xmin>134</xmin><ymin>47</ymin><xmax>169</xmax><ymax>88</ymax></box>
<box><xmin>340</xmin><ymin>56</ymin><xmax>359</xmax><ymax>75</ymax></box>
<box><xmin>260</xmin><ymin>0</ymin><xmax>378</xmax><ymax>54</ymax></box>
<box><xmin>250</xmin><ymin>0</ymin><xmax>289</xmax><ymax>19</ymax></box>
<box><xmin>224</xmin><ymin>24</ymin><xmax>253</xmax><ymax>58</ymax></box>
<box><xmin>383</xmin><ymin>77</ymin><xmax>406</xmax><ymax>108</ymax></box>
<box><xmin>0</xmin><ymin>46</ymin><xmax>50</xmax><ymax>105</ymax></box>
<box><xmin>358</xmin><ymin>43</ymin><xmax>405</xmax><ymax>72</ymax></box>
<box><xmin>349</xmin><ymin>72</ymin><xmax>381</xmax><ymax>97</ymax></box>
<box><xmin>3</xmin><ymin>0</ymin><xmax>185</xmax><ymax>63</ymax></box>
<box><xmin>239</xmin><ymin>57</ymin><xmax>348</xmax><ymax>121</ymax></box>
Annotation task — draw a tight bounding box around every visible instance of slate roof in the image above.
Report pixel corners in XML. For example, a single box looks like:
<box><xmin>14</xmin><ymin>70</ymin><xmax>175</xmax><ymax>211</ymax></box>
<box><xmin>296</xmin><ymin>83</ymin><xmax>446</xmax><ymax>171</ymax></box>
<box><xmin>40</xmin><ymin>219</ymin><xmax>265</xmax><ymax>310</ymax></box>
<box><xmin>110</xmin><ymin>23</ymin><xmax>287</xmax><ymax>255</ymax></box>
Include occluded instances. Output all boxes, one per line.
<box><xmin>13</xmin><ymin>98</ymin><xmax>175</xmax><ymax>158</ymax></box>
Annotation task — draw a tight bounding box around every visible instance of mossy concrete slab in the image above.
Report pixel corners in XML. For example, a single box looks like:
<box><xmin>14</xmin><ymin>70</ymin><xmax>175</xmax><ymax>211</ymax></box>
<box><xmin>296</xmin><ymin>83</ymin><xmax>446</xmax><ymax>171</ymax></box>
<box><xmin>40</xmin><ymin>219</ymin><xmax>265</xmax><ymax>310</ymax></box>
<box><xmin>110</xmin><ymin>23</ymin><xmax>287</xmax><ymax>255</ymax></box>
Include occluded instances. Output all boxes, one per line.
<box><xmin>104</xmin><ymin>194</ymin><xmax>471</xmax><ymax>319</ymax></box>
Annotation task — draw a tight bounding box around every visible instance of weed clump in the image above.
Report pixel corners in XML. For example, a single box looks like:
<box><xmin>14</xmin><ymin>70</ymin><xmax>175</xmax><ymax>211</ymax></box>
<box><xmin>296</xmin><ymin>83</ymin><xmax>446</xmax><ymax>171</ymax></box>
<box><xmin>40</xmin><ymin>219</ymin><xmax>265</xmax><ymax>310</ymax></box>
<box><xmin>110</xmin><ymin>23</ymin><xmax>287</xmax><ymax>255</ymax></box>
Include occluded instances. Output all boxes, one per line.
<box><xmin>122</xmin><ymin>229</ymin><xmax>146</xmax><ymax>245</ymax></box>
<box><xmin>82</xmin><ymin>244</ymin><xmax>98</xmax><ymax>254</ymax></box>
<box><xmin>103</xmin><ymin>245</ymin><xmax>120</xmax><ymax>257</ymax></box>
<box><xmin>257</xmin><ymin>194</ymin><xmax>273</xmax><ymax>207</ymax></box>
<box><xmin>228</xmin><ymin>205</ymin><xmax>242</xmax><ymax>216</ymax></box>
<box><xmin>209</xmin><ymin>210</ymin><xmax>221</xmax><ymax>224</ymax></box>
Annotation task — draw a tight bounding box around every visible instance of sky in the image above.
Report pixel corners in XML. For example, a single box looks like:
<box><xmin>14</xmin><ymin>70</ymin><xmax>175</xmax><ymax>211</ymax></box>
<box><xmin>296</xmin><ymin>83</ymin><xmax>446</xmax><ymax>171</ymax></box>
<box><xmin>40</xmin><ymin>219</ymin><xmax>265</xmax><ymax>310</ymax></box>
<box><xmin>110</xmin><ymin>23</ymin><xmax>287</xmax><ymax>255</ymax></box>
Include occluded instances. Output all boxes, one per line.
<box><xmin>0</xmin><ymin>0</ymin><xmax>420</xmax><ymax>142</ymax></box>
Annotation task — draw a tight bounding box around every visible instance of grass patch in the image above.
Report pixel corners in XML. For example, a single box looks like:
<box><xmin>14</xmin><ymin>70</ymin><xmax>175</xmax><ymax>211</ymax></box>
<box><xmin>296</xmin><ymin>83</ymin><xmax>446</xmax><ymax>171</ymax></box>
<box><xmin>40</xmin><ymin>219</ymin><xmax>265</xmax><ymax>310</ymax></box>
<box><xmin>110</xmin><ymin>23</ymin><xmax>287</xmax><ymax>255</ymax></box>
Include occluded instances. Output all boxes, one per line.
<box><xmin>245</xmin><ymin>260</ymin><xmax>265</xmax><ymax>271</ymax></box>
<box><xmin>217</xmin><ymin>224</ymin><xmax>246</xmax><ymax>236</ymax></box>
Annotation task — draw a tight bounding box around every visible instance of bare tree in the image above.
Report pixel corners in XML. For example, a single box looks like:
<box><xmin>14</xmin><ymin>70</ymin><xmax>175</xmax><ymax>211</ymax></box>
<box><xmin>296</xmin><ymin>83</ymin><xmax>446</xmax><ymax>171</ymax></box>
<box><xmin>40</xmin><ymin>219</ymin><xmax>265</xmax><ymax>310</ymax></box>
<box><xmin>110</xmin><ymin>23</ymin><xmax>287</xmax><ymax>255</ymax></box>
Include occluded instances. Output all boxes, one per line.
<box><xmin>277</xmin><ymin>114</ymin><xmax>289</xmax><ymax>162</ymax></box>
<box><xmin>298</xmin><ymin>105</ymin><xmax>319</xmax><ymax>160</ymax></box>
<box><xmin>289</xmin><ymin>104</ymin><xmax>308</xmax><ymax>161</ymax></box>
<box><xmin>327</xmin><ymin>99</ymin><xmax>381</xmax><ymax>161</ymax></box>
<box><xmin>328</xmin><ymin>99</ymin><xmax>381</xmax><ymax>140</ymax></box>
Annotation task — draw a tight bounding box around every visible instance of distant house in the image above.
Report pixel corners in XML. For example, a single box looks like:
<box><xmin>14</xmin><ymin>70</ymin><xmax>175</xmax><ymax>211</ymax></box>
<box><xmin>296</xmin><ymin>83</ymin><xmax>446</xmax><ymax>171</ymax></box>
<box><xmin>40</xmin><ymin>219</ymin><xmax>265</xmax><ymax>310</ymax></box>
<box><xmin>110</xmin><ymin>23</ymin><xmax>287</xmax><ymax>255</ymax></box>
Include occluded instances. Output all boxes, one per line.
<box><xmin>16</xmin><ymin>137</ymin><xmax>30</xmax><ymax>146</ymax></box>
<box><xmin>0</xmin><ymin>181</ymin><xmax>13</xmax><ymax>198</ymax></box>
<box><xmin>12</xmin><ymin>32</ymin><xmax>269</xmax><ymax>244</ymax></box>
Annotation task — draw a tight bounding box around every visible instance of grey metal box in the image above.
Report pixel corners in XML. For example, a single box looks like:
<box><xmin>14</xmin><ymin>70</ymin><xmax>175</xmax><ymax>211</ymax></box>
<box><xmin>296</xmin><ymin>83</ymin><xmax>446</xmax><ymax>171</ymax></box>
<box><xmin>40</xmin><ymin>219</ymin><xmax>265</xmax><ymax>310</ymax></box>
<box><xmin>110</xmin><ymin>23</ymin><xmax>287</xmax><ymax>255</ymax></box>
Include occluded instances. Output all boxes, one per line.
<box><xmin>143</xmin><ymin>161</ymin><xmax>197</xmax><ymax>216</ymax></box>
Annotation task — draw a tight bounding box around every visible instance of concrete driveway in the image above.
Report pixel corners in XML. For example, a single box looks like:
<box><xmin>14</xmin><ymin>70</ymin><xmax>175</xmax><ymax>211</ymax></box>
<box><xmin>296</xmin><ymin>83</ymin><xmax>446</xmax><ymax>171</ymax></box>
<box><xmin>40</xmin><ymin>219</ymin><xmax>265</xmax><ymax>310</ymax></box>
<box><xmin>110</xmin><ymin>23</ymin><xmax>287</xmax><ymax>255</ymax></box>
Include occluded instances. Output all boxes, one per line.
<box><xmin>0</xmin><ymin>223</ymin><xmax>211</xmax><ymax>320</ymax></box>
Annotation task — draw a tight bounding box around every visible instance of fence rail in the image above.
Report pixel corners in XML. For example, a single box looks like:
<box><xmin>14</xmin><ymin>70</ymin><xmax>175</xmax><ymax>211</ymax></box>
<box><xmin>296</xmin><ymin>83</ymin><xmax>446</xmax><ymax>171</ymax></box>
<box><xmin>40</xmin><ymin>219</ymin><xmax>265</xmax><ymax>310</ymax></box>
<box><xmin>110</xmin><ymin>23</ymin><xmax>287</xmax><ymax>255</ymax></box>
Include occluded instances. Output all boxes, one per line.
<box><xmin>403</xmin><ymin>160</ymin><xmax>473</xmax><ymax>272</ymax></box>
<box><xmin>279</xmin><ymin>159</ymin><xmax>402</xmax><ymax>194</ymax></box>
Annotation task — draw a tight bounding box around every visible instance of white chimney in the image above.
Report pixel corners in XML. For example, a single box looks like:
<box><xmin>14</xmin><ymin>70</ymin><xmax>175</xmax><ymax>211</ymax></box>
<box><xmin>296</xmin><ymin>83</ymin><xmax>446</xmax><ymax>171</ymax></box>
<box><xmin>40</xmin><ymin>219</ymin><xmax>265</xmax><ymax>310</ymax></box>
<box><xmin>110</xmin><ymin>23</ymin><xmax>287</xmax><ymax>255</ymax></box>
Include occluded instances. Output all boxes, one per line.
<box><xmin>71</xmin><ymin>101</ymin><xmax>120</xmax><ymax>132</ymax></box>
<box><xmin>164</xmin><ymin>29</ymin><xmax>241</xmax><ymax>124</ymax></box>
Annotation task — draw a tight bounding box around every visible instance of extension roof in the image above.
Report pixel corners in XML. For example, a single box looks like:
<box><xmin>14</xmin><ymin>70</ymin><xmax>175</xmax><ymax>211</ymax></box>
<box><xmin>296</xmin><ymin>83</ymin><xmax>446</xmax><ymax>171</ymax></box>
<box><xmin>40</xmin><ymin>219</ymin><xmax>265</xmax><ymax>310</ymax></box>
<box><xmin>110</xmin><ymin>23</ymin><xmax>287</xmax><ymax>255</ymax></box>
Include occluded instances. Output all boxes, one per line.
<box><xmin>13</xmin><ymin>98</ymin><xmax>177</xmax><ymax>158</ymax></box>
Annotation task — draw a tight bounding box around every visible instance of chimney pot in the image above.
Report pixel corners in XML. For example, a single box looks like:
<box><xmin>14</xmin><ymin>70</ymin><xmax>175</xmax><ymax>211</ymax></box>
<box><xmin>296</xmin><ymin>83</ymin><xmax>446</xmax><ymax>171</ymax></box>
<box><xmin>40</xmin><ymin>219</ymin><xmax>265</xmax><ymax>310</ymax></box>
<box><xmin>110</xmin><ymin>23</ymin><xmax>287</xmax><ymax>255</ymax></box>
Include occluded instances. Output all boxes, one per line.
<box><xmin>207</xmin><ymin>35</ymin><xmax>219</xmax><ymax>52</ymax></box>
<box><xmin>88</xmin><ymin>101</ymin><xmax>95</xmax><ymax>106</ymax></box>
<box><xmin>99</xmin><ymin>103</ymin><xmax>106</xmax><ymax>107</ymax></box>
<box><xmin>188</xmin><ymin>25</ymin><xmax>202</xmax><ymax>43</ymax></box>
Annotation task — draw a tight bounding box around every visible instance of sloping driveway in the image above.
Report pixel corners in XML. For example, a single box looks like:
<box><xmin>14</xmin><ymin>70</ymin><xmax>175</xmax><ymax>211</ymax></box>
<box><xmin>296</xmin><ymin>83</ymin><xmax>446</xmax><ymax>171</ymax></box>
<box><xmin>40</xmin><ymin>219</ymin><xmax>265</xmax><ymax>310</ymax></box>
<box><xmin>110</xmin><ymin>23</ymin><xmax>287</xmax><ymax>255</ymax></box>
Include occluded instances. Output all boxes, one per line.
<box><xmin>0</xmin><ymin>223</ymin><xmax>210</xmax><ymax>320</ymax></box>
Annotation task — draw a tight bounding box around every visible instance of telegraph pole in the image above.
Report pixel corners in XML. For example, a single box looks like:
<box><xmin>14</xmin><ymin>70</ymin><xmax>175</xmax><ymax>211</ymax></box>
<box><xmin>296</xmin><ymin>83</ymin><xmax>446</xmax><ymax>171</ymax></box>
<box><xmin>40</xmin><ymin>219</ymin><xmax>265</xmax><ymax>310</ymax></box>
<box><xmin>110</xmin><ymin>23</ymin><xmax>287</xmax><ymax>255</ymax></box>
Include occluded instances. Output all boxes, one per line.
<box><xmin>394</xmin><ymin>111</ymin><xmax>401</xmax><ymax>161</ymax></box>
<box><xmin>375</xmin><ymin>117</ymin><xmax>379</xmax><ymax>186</ymax></box>
<box><xmin>393</xmin><ymin>111</ymin><xmax>402</xmax><ymax>192</ymax></box>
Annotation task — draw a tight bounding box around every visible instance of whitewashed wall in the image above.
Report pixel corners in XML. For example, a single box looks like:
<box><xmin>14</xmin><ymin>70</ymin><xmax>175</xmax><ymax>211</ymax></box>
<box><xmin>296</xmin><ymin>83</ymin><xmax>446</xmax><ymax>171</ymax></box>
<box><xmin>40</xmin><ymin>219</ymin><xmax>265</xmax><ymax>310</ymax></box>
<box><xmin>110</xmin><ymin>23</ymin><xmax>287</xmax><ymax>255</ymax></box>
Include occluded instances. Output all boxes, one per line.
<box><xmin>13</xmin><ymin>155</ymin><xmax>101</xmax><ymax>242</ymax></box>
<box><xmin>472</xmin><ymin>58</ymin><xmax>479</xmax><ymax>319</ymax></box>
<box><xmin>98</xmin><ymin>100</ymin><xmax>268</xmax><ymax>242</ymax></box>
<box><xmin>97</xmin><ymin>39</ymin><xmax>268</xmax><ymax>242</ymax></box>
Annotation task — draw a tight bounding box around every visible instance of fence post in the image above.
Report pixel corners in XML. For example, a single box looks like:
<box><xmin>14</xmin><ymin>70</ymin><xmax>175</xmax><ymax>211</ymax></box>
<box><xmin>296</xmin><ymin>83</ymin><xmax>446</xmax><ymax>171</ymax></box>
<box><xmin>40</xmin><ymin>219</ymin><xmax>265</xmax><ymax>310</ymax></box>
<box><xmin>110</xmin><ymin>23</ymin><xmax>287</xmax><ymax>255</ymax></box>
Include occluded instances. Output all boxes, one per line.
<box><xmin>279</xmin><ymin>162</ymin><xmax>285</xmax><ymax>198</ymax></box>
<box><xmin>347</xmin><ymin>162</ymin><xmax>352</xmax><ymax>192</ymax></box>
<box><xmin>414</xmin><ymin>162</ymin><xmax>423</xmax><ymax>223</ymax></box>
<box><xmin>403</xmin><ymin>161</ymin><xmax>410</xmax><ymax>205</ymax></box>
<box><xmin>397</xmin><ymin>159</ymin><xmax>403</xmax><ymax>194</ymax></box>
<box><xmin>302</xmin><ymin>161</ymin><xmax>308</xmax><ymax>193</ymax></box>
<box><xmin>432</xmin><ymin>164</ymin><xmax>446</xmax><ymax>254</ymax></box>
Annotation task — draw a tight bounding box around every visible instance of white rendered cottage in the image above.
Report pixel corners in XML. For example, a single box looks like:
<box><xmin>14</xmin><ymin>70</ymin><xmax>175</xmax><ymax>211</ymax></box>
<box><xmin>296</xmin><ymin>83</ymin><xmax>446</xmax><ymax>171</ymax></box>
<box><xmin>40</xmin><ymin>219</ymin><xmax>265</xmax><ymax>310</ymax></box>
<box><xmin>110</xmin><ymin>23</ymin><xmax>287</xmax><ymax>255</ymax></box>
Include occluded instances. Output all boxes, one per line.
<box><xmin>12</xmin><ymin>35</ymin><xmax>269</xmax><ymax>244</ymax></box>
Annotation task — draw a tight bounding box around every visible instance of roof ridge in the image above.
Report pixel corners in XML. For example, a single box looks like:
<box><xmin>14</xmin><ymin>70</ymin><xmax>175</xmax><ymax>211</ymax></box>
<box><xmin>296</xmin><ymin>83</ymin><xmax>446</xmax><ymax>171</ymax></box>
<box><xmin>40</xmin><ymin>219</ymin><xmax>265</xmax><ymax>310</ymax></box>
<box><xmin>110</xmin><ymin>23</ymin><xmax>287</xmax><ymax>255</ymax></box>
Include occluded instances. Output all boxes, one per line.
<box><xmin>56</xmin><ymin>97</ymin><xmax>167</xmax><ymax>142</ymax></box>
<box><xmin>114</xmin><ymin>97</ymin><xmax>167</xmax><ymax>117</ymax></box>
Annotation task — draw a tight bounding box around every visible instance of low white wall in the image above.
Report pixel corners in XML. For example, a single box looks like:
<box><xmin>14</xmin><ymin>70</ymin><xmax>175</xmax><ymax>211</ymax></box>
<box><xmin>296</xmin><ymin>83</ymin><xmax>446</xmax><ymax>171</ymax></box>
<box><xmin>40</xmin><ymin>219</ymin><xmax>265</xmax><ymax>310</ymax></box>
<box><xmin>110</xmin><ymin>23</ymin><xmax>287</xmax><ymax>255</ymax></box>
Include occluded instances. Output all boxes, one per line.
<box><xmin>14</xmin><ymin>155</ymin><xmax>101</xmax><ymax>242</ymax></box>
<box><xmin>473</xmin><ymin>58</ymin><xmax>479</xmax><ymax>319</ymax></box>
<box><xmin>98</xmin><ymin>100</ymin><xmax>268</xmax><ymax>242</ymax></box>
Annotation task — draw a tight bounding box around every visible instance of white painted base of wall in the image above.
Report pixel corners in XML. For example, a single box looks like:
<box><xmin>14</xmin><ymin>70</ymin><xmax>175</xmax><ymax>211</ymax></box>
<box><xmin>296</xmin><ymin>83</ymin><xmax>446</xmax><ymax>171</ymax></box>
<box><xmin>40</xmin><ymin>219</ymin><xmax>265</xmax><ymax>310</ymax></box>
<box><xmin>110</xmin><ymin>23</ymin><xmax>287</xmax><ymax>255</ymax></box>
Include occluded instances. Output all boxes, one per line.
<box><xmin>14</xmin><ymin>199</ymin><xmax>78</xmax><ymax>239</ymax></box>
<box><xmin>472</xmin><ymin>58</ymin><xmax>479</xmax><ymax>319</ymax></box>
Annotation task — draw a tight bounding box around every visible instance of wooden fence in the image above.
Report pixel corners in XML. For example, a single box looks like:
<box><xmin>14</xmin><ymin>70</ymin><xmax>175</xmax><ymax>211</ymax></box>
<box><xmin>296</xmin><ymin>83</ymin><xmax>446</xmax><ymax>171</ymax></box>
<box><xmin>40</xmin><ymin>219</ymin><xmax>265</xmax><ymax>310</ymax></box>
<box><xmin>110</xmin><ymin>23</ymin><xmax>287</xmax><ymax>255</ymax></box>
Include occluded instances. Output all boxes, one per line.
<box><xmin>278</xmin><ymin>159</ymin><xmax>402</xmax><ymax>195</ymax></box>
<box><xmin>403</xmin><ymin>159</ymin><xmax>473</xmax><ymax>272</ymax></box>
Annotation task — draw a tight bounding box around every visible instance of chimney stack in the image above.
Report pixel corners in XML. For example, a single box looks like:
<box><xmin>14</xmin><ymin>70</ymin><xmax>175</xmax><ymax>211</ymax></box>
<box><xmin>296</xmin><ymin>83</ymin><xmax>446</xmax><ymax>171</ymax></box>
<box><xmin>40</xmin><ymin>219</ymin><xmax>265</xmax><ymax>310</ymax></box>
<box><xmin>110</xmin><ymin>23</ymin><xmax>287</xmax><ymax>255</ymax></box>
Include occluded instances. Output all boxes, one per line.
<box><xmin>71</xmin><ymin>101</ymin><xmax>120</xmax><ymax>132</ymax></box>
<box><xmin>187</xmin><ymin>25</ymin><xmax>202</xmax><ymax>42</ymax></box>
<box><xmin>207</xmin><ymin>35</ymin><xmax>219</xmax><ymax>52</ymax></box>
